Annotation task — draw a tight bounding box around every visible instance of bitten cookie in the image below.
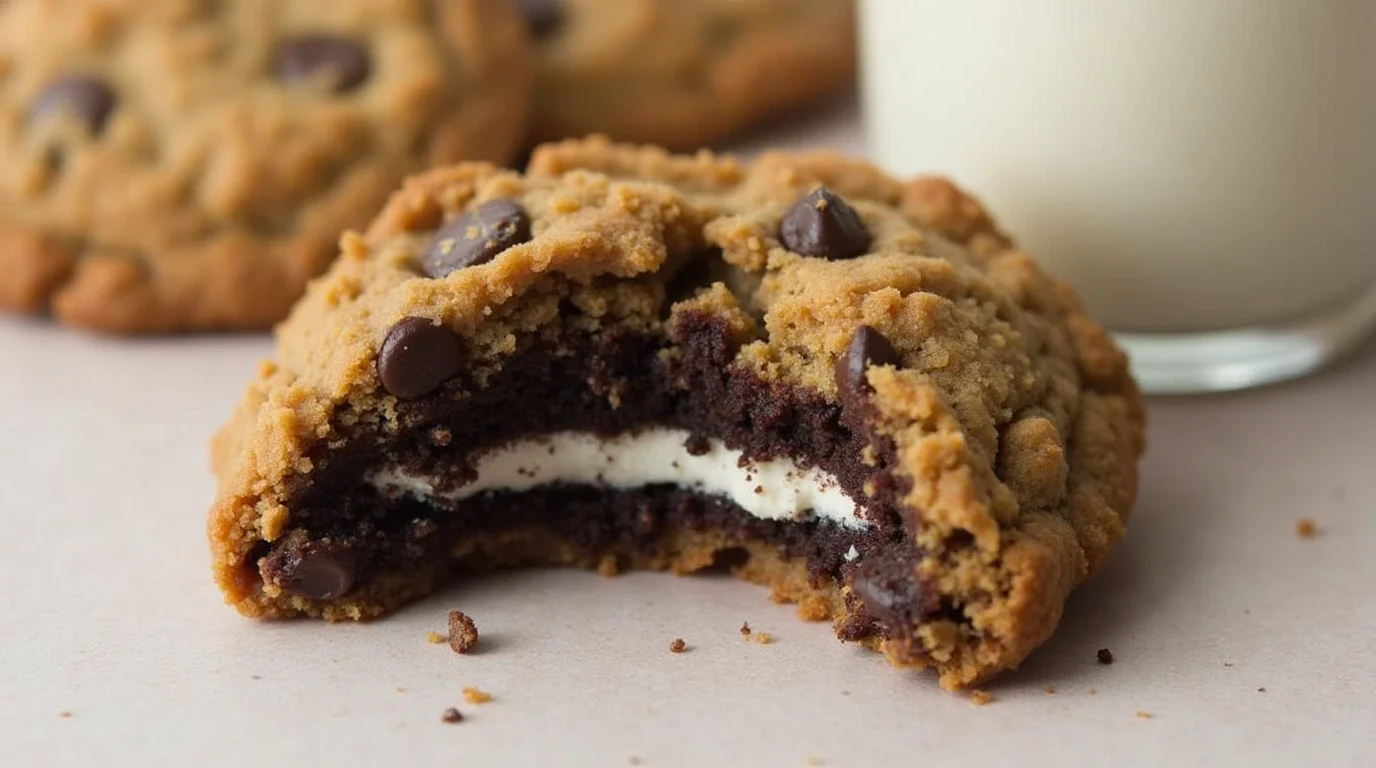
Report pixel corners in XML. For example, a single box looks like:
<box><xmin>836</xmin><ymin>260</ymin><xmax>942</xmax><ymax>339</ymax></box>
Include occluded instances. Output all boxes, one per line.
<box><xmin>0</xmin><ymin>0</ymin><xmax>532</xmax><ymax>333</ymax></box>
<box><xmin>208</xmin><ymin>137</ymin><xmax>1145</xmax><ymax>689</ymax></box>
<box><xmin>516</xmin><ymin>0</ymin><xmax>856</xmax><ymax>151</ymax></box>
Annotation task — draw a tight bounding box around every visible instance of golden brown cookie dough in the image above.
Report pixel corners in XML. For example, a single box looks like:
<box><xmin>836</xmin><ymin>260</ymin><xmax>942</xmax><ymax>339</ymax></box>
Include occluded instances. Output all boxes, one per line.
<box><xmin>209</xmin><ymin>137</ymin><xmax>1144</xmax><ymax>689</ymax></box>
<box><xmin>517</xmin><ymin>0</ymin><xmax>856</xmax><ymax>151</ymax></box>
<box><xmin>0</xmin><ymin>0</ymin><xmax>532</xmax><ymax>333</ymax></box>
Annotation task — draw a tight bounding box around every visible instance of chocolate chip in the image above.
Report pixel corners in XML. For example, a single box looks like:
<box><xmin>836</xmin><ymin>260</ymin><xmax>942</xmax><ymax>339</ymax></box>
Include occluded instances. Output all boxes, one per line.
<box><xmin>850</xmin><ymin>548</ymin><xmax>930</xmax><ymax>630</ymax></box>
<box><xmin>29</xmin><ymin>76</ymin><xmax>116</xmax><ymax>135</ymax></box>
<box><xmin>441</xmin><ymin>708</ymin><xmax>463</xmax><ymax>724</ymax></box>
<box><xmin>834</xmin><ymin>325</ymin><xmax>900</xmax><ymax>405</ymax></box>
<box><xmin>1096</xmin><ymin>648</ymin><xmax>1114</xmax><ymax>665</ymax></box>
<box><xmin>282</xmin><ymin>541</ymin><xmax>357</xmax><ymax>601</ymax></box>
<box><xmin>421</xmin><ymin>199</ymin><xmax>532</xmax><ymax>278</ymax></box>
<box><xmin>516</xmin><ymin>0</ymin><xmax>564</xmax><ymax>37</ymax></box>
<box><xmin>779</xmin><ymin>186</ymin><xmax>871</xmax><ymax>260</ymax></box>
<box><xmin>275</xmin><ymin>35</ymin><xmax>371</xmax><ymax>93</ymax></box>
<box><xmin>378</xmin><ymin>317</ymin><xmax>463</xmax><ymax>399</ymax></box>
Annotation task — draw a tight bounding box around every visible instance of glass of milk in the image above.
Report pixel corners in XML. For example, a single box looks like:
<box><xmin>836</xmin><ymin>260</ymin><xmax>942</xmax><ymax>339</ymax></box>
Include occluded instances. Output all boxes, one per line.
<box><xmin>861</xmin><ymin>0</ymin><xmax>1376</xmax><ymax>393</ymax></box>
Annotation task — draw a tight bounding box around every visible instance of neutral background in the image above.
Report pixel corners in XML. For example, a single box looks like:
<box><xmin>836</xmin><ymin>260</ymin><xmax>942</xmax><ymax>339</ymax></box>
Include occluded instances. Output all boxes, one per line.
<box><xmin>3</xmin><ymin>107</ymin><xmax>1374</xmax><ymax>767</ymax></box>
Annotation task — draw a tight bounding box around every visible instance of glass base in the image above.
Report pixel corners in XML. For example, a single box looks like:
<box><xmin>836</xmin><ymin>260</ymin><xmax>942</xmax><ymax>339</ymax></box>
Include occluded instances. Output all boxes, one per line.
<box><xmin>1116</xmin><ymin>281</ymin><xmax>1376</xmax><ymax>394</ymax></box>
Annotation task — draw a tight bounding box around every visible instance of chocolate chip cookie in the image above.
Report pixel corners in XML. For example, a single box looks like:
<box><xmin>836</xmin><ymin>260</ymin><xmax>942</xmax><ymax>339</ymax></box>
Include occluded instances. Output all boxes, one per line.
<box><xmin>516</xmin><ymin>0</ymin><xmax>856</xmax><ymax>151</ymax></box>
<box><xmin>209</xmin><ymin>137</ymin><xmax>1145</xmax><ymax>689</ymax></box>
<box><xmin>0</xmin><ymin>0</ymin><xmax>532</xmax><ymax>333</ymax></box>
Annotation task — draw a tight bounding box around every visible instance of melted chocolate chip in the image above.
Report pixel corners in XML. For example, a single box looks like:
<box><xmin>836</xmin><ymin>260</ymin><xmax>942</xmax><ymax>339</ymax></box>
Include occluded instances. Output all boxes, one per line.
<box><xmin>275</xmin><ymin>35</ymin><xmax>371</xmax><ymax>93</ymax></box>
<box><xmin>282</xmin><ymin>541</ymin><xmax>357</xmax><ymax>600</ymax></box>
<box><xmin>779</xmin><ymin>186</ymin><xmax>871</xmax><ymax>260</ymax></box>
<box><xmin>850</xmin><ymin>548</ymin><xmax>929</xmax><ymax>630</ymax></box>
<box><xmin>516</xmin><ymin>0</ymin><xmax>564</xmax><ymax>37</ymax></box>
<box><xmin>29</xmin><ymin>76</ymin><xmax>116</xmax><ymax>135</ymax></box>
<box><xmin>377</xmin><ymin>317</ymin><xmax>463</xmax><ymax>399</ymax></box>
<box><xmin>421</xmin><ymin>199</ymin><xmax>532</xmax><ymax>278</ymax></box>
<box><xmin>834</xmin><ymin>325</ymin><xmax>900</xmax><ymax>406</ymax></box>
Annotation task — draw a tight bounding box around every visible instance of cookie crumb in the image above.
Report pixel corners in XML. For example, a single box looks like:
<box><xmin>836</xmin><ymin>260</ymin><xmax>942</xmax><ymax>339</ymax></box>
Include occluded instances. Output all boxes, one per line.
<box><xmin>1044</xmin><ymin>685</ymin><xmax>1057</xmax><ymax>694</ymax></box>
<box><xmin>1223</xmin><ymin>662</ymin><xmax>1234</xmax><ymax>668</ymax></box>
<box><xmin>58</xmin><ymin>710</ymin><xmax>72</xmax><ymax>719</ymax></box>
<box><xmin>805</xmin><ymin>758</ymin><xmax>824</xmax><ymax>766</ymax></box>
<box><xmin>463</xmin><ymin>686</ymin><xmax>493</xmax><ymax>704</ymax></box>
<box><xmin>597</xmin><ymin>554</ymin><xmax>620</xmax><ymax>577</ymax></box>
<box><xmin>1134</xmin><ymin>710</ymin><xmax>1153</xmax><ymax>719</ymax></box>
<box><xmin>447</xmin><ymin>611</ymin><xmax>480</xmax><ymax>654</ymax></box>
<box><xmin>396</xmin><ymin>686</ymin><xmax>406</xmax><ymax>693</ymax></box>
<box><xmin>969</xmin><ymin>690</ymin><xmax>992</xmax><ymax>706</ymax></box>
<box><xmin>740</xmin><ymin>621</ymin><xmax>751</xmax><ymax>637</ymax></box>
<box><xmin>426</xmin><ymin>630</ymin><xmax>446</xmax><ymax>645</ymax></box>
<box><xmin>629</xmin><ymin>758</ymin><xmax>642</xmax><ymax>766</ymax></box>
<box><xmin>754</xmin><ymin>631</ymin><xmax>773</xmax><ymax>645</ymax></box>
<box><xmin>1296</xmin><ymin>518</ymin><xmax>1317</xmax><ymax>538</ymax></box>
<box><xmin>1096</xmin><ymin>648</ymin><xmax>1114</xmax><ymax>665</ymax></box>
<box><xmin>441</xmin><ymin>708</ymin><xmax>463</xmax><ymax>724</ymax></box>
<box><xmin>841</xmin><ymin>690</ymin><xmax>850</xmax><ymax>696</ymax></box>
<box><xmin>669</xmin><ymin>638</ymin><xmax>687</xmax><ymax>653</ymax></box>
<box><xmin>1087</xmin><ymin>689</ymin><xmax>1098</xmax><ymax>696</ymax></box>
<box><xmin>251</xmin><ymin>675</ymin><xmax>262</xmax><ymax>680</ymax></box>
<box><xmin>1258</xmin><ymin>687</ymin><xmax>1267</xmax><ymax>693</ymax></box>
<box><xmin>797</xmin><ymin>595</ymin><xmax>830</xmax><ymax>622</ymax></box>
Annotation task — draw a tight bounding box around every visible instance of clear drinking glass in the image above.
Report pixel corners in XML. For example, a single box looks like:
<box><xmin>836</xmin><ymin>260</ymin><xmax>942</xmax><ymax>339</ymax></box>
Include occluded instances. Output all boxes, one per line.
<box><xmin>861</xmin><ymin>0</ymin><xmax>1376</xmax><ymax>393</ymax></box>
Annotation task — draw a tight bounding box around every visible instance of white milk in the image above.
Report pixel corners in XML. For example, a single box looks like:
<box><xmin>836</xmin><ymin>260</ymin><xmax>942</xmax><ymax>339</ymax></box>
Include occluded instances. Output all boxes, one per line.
<box><xmin>862</xmin><ymin>0</ymin><xmax>1376</xmax><ymax>333</ymax></box>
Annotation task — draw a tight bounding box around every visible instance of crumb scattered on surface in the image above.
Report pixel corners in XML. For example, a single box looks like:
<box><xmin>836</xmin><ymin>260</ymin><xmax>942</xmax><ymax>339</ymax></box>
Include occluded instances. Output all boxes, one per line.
<box><xmin>740</xmin><ymin>621</ymin><xmax>751</xmax><ymax>638</ymax></box>
<box><xmin>441</xmin><ymin>708</ymin><xmax>463</xmax><ymax>724</ymax></box>
<box><xmin>1087</xmin><ymin>689</ymin><xmax>1098</xmax><ymax>696</ymax></box>
<box><xmin>426</xmin><ymin>631</ymin><xmax>446</xmax><ymax>645</ymax></box>
<box><xmin>1258</xmin><ymin>687</ymin><xmax>1267</xmax><ymax>693</ymax></box>
<box><xmin>1296</xmin><ymin>518</ymin><xmax>1317</xmax><ymax>538</ymax></box>
<box><xmin>1223</xmin><ymin>662</ymin><xmax>1234</xmax><ymax>668</ymax></box>
<box><xmin>597</xmin><ymin>554</ymin><xmax>620</xmax><ymax>577</ymax></box>
<box><xmin>969</xmin><ymin>690</ymin><xmax>992</xmax><ymax>706</ymax></box>
<box><xmin>58</xmin><ymin>711</ymin><xmax>72</xmax><ymax>718</ymax></box>
<box><xmin>629</xmin><ymin>758</ymin><xmax>642</xmax><ymax>766</ymax></box>
<box><xmin>396</xmin><ymin>686</ymin><xmax>406</xmax><ymax>693</ymax></box>
<box><xmin>448</xmin><ymin>611</ymin><xmax>480</xmax><ymax>654</ymax></box>
<box><xmin>841</xmin><ymin>690</ymin><xmax>850</xmax><ymax>696</ymax></box>
<box><xmin>1044</xmin><ymin>685</ymin><xmax>1057</xmax><ymax>694</ymax></box>
<box><xmin>805</xmin><ymin>758</ymin><xmax>824</xmax><ymax>766</ymax></box>
<box><xmin>797</xmin><ymin>595</ymin><xmax>830</xmax><ymax>622</ymax></box>
<box><xmin>1097</xmin><ymin>648</ymin><xmax>1115</xmax><ymax>665</ymax></box>
<box><xmin>753</xmin><ymin>631</ymin><xmax>773</xmax><ymax>645</ymax></box>
<box><xmin>463</xmin><ymin>686</ymin><xmax>493</xmax><ymax>704</ymax></box>
<box><xmin>1135</xmin><ymin>710</ymin><xmax>1153</xmax><ymax>719</ymax></box>
<box><xmin>251</xmin><ymin>675</ymin><xmax>261</xmax><ymax>680</ymax></box>
<box><xmin>669</xmin><ymin>638</ymin><xmax>687</xmax><ymax>653</ymax></box>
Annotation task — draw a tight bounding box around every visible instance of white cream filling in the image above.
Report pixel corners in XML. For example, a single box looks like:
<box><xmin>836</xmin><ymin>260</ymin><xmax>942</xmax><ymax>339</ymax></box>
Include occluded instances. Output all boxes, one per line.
<box><xmin>368</xmin><ymin>428</ymin><xmax>868</xmax><ymax>530</ymax></box>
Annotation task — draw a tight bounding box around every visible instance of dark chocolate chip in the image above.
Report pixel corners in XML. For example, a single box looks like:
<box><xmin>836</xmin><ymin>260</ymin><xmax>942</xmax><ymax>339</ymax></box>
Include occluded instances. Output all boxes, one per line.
<box><xmin>779</xmin><ymin>186</ymin><xmax>871</xmax><ymax>260</ymax></box>
<box><xmin>275</xmin><ymin>35</ymin><xmax>371</xmax><ymax>93</ymax></box>
<box><xmin>441</xmin><ymin>708</ymin><xmax>464</xmax><ymax>724</ymax></box>
<box><xmin>282</xmin><ymin>541</ymin><xmax>357</xmax><ymax>601</ymax></box>
<box><xmin>516</xmin><ymin>0</ymin><xmax>564</xmax><ymax>37</ymax></box>
<box><xmin>849</xmin><ymin>548</ymin><xmax>929</xmax><ymax>630</ymax></box>
<box><xmin>834</xmin><ymin>325</ymin><xmax>900</xmax><ymax>405</ymax></box>
<box><xmin>421</xmin><ymin>199</ymin><xmax>532</xmax><ymax>278</ymax></box>
<box><xmin>378</xmin><ymin>317</ymin><xmax>463</xmax><ymax>399</ymax></box>
<box><xmin>29</xmin><ymin>76</ymin><xmax>116</xmax><ymax>135</ymax></box>
<box><xmin>1097</xmin><ymin>648</ymin><xmax>1114</xmax><ymax>665</ymax></box>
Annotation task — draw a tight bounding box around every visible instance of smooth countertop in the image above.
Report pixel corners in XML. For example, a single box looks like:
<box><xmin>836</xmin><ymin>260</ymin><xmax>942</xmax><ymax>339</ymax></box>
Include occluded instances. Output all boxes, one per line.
<box><xmin>3</xmin><ymin>107</ymin><xmax>1373</xmax><ymax>767</ymax></box>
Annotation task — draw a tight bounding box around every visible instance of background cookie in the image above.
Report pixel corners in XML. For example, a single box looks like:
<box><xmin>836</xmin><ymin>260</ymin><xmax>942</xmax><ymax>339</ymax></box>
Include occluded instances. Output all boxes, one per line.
<box><xmin>0</xmin><ymin>0</ymin><xmax>532</xmax><ymax>333</ymax></box>
<box><xmin>519</xmin><ymin>0</ymin><xmax>856</xmax><ymax>151</ymax></box>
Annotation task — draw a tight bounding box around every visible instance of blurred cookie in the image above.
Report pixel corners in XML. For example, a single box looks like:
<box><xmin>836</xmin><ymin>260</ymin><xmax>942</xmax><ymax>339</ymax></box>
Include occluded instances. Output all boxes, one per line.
<box><xmin>0</xmin><ymin>0</ymin><xmax>532</xmax><ymax>333</ymax></box>
<box><xmin>517</xmin><ymin>0</ymin><xmax>855</xmax><ymax>151</ymax></box>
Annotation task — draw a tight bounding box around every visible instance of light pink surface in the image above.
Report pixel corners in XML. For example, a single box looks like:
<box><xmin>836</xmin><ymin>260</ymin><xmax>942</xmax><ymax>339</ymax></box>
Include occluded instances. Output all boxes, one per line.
<box><xmin>2</xmin><ymin>109</ymin><xmax>1373</xmax><ymax>767</ymax></box>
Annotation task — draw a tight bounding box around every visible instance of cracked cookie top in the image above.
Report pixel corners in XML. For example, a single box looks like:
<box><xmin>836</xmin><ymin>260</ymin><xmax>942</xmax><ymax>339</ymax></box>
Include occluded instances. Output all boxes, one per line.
<box><xmin>0</xmin><ymin>0</ymin><xmax>531</xmax><ymax>332</ymax></box>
